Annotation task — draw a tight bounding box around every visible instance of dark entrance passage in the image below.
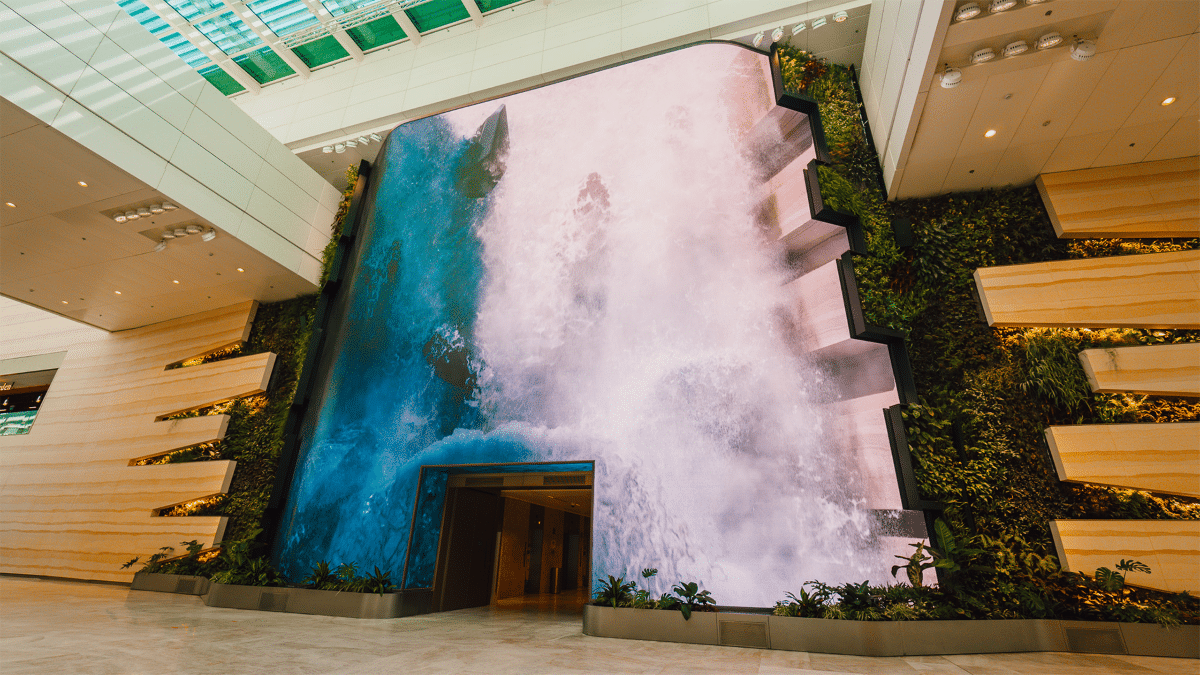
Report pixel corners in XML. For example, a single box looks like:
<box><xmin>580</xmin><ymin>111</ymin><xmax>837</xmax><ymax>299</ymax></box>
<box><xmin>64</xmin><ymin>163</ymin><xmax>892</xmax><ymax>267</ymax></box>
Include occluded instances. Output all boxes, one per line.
<box><xmin>430</xmin><ymin>471</ymin><xmax>592</xmax><ymax>613</ymax></box>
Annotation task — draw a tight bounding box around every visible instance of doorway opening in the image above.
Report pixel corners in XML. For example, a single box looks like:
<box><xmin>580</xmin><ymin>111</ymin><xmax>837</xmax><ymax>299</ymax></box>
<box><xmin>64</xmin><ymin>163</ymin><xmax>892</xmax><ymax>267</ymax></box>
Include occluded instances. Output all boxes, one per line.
<box><xmin>430</xmin><ymin>470</ymin><xmax>592</xmax><ymax>613</ymax></box>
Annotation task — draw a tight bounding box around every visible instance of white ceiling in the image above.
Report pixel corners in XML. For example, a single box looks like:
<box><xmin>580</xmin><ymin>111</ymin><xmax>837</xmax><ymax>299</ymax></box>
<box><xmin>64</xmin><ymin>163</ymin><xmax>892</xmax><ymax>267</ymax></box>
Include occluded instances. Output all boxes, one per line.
<box><xmin>1</xmin><ymin>97</ymin><xmax>315</xmax><ymax>332</ymax></box>
<box><xmin>896</xmin><ymin>0</ymin><xmax>1198</xmax><ymax>199</ymax></box>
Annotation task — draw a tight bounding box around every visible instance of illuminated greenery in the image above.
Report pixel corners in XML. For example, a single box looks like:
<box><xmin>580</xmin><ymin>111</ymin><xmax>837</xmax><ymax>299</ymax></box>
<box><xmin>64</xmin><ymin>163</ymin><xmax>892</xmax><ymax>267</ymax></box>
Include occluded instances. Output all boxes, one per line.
<box><xmin>777</xmin><ymin>45</ymin><xmax>1199</xmax><ymax>624</ymax></box>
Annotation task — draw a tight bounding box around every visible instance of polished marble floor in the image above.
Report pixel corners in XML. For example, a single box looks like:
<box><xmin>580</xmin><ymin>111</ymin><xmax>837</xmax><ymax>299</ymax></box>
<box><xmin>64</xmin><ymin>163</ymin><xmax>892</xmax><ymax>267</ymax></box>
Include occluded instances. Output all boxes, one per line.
<box><xmin>0</xmin><ymin>576</ymin><xmax>1193</xmax><ymax>674</ymax></box>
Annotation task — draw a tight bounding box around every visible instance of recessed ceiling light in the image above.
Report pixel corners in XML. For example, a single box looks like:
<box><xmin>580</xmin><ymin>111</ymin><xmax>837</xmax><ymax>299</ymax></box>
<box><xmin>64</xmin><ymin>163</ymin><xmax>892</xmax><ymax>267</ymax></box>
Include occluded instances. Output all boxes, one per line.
<box><xmin>1162</xmin><ymin>97</ymin><xmax>1176</xmax><ymax>106</ymax></box>
<box><xmin>834</xmin><ymin>11</ymin><xmax>848</xmax><ymax>22</ymax></box>
<box><xmin>1002</xmin><ymin>40</ymin><xmax>1029</xmax><ymax>57</ymax></box>
<box><xmin>173</xmin><ymin>280</ymin><xmax>180</xmax><ymax>284</ymax></box>
<box><xmin>5</xmin><ymin>202</ymin><xmax>14</xmax><ymax>208</ymax></box>
<box><xmin>61</xmin><ymin>300</ymin><xmax>68</xmax><ymax>304</ymax></box>
<box><xmin>236</xmin><ymin>267</ymin><xmax>245</xmax><ymax>272</ymax></box>
<box><xmin>1036</xmin><ymin>32</ymin><xmax>1063</xmax><ymax>50</ymax></box>
<box><xmin>971</xmin><ymin>47</ymin><xmax>996</xmax><ymax>64</ymax></box>
<box><xmin>113</xmin><ymin>213</ymin><xmax>127</xmax><ymax>223</ymax></box>
<box><xmin>77</xmin><ymin>181</ymin><xmax>88</xmax><ymax>187</ymax></box>
<box><xmin>985</xmin><ymin>129</ymin><xmax>997</xmax><ymax>137</ymax></box>
<box><xmin>114</xmin><ymin>290</ymin><xmax>122</xmax><ymax>295</ymax></box>
<box><xmin>955</xmin><ymin>2</ymin><xmax>981</xmax><ymax>21</ymax></box>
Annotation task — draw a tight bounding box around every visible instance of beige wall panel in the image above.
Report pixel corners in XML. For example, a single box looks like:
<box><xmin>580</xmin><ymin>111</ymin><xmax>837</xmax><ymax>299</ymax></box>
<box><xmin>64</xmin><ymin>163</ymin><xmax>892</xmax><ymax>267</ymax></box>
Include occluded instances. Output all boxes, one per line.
<box><xmin>1046</xmin><ymin>423</ymin><xmax>1200</xmax><ymax>497</ymax></box>
<box><xmin>0</xmin><ymin>301</ymin><xmax>273</xmax><ymax>582</ymax></box>
<box><xmin>1050</xmin><ymin>519</ymin><xmax>1200</xmax><ymax>594</ymax></box>
<box><xmin>1079</xmin><ymin>343</ymin><xmax>1200</xmax><ymax>397</ymax></box>
<box><xmin>1036</xmin><ymin>157</ymin><xmax>1200</xmax><ymax>238</ymax></box>
<box><xmin>496</xmin><ymin>497</ymin><xmax>530</xmax><ymax>600</ymax></box>
<box><xmin>974</xmin><ymin>250</ymin><xmax>1200</xmax><ymax>328</ymax></box>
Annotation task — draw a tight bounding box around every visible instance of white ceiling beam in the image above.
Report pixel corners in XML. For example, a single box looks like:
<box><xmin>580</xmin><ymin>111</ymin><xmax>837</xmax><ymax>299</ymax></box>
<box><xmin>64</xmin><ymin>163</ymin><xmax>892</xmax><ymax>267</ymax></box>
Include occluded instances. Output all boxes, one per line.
<box><xmin>461</xmin><ymin>0</ymin><xmax>483</xmax><ymax>26</ymax></box>
<box><xmin>225</xmin><ymin>2</ymin><xmax>312</xmax><ymax>79</ymax></box>
<box><xmin>143</xmin><ymin>1</ymin><xmax>261</xmax><ymax>94</ymax></box>
<box><xmin>299</xmin><ymin>0</ymin><xmax>364</xmax><ymax>62</ymax></box>
<box><xmin>389</xmin><ymin>6</ymin><xmax>422</xmax><ymax>46</ymax></box>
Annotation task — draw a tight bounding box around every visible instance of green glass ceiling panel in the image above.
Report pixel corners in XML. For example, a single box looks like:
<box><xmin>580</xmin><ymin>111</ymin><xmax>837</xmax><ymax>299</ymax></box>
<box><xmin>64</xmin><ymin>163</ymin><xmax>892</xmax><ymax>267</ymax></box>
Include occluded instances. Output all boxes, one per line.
<box><xmin>234</xmin><ymin>46</ymin><xmax>296</xmax><ymax>83</ymax></box>
<box><xmin>117</xmin><ymin>0</ymin><xmax>170</xmax><ymax>35</ymax></box>
<box><xmin>249</xmin><ymin>0</ymin><xmax>319</xmax><ymax>36</ymax></box>
<box><xmin>162</xmin><ymin>32</ymin><xmax>214</xmax><ymax>68</ymax></box>
<box><xmin>346</xmin><ymin>15</ymin><xmax>407</xmax><ymax>50</ymax></box>
<box><xmin>199</xmin><ymin>65</ymin><xmax>246</xmax><ymax>95</ymax></box>
<box><xmin>165</xmin><ymin>0</ymin><xmax>227</xmax><ymax>21</ymax></box>
<box><xmin>406</xmin><ymin>0</ymin><xmax>469</xmax><ymax>32</ymax></box>
<box><xmin>478</xmin><ymin>0</ymin><xmax>526</xmax><ymax>12</ymax></box>
<box><xmin>196</xmin><ymin>11</ymin><xmax>263</xmax><ymax>55</ymax></box>
<box><xmin>321</xmin><ymin>0</ymin><xmax>385</xmax><ymax>16</ymax></box>
<box><xmin>292</xmin><ymin>35</ymin><xmax>350</xmax><ymax>67</ymax></box>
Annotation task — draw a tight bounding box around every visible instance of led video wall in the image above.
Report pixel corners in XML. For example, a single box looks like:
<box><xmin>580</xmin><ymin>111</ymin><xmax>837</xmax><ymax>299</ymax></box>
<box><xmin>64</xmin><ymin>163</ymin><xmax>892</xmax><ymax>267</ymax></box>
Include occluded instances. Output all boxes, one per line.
<box><xmin>276</xmin><ymin>43</ymin><xmax>921</xmax><ymax>606</ymax></box>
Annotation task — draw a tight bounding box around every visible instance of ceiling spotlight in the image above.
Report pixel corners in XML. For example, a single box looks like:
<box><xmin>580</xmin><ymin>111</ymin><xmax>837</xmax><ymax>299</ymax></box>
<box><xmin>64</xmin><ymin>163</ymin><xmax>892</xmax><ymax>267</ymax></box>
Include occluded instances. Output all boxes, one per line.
<box><xmin>185</xmin><ymin>224</ymin><xmax>202</xmax><ymax>234</ymax></box>
<box><xmin>369</xmin><ymin>133</ymin><xmax>382</xmax><ymax>142</ymax></box>
<box><xmin>345</xmin><ymin>140</ymin><xmax>357</xmax><ymax>148</ymax></box>
<box><xmin>1036</xmin><ymin>32</ymin><xmax>1062</xmax><ymax>50</ymax></box>
<box><xmin>812</xmin><ymin>16</ymin><xmax>827</xmax><ymax>28</ymax></box>
<box><xmin>154</xmin><ymin>239</ymin><xmax>167</xmax><ymax>252</ymax></box>
<box><xmin>173</xmin><ymin>280</ymin><xmax>180</xmax><ymax>284</ymax></box>
<box><xmin>173</xmin><ymin>228</ymin><xmax>187</xmax><ymax>237</ymax></box>
<box><xmin>357</xmin><ymin>136</ymin><xmax>369</xmax><ymax>145</ymax></box>
<box><xmin>150</xmin><ymin>203</ymin><xmax>164</xmax><ymax>214</ymax></box>
<box><xmin>1025</xmin><ymin>0</ymin><xmax>1050</xmax><ymax>4</ymax></box>
<box><xmin>834</xmin><ymin>10</ymin><xmax>848</xmax><ymax>22</ymax></box>
<box><xmin>114</xmin><ymin>290</ymin><xmax>122</xmax><ymax>295</ymax></box>
<box><xmin>162</xmin><ymin>202</ymin><xmax>177</xmax><ymax>211</ymax></box>
<box><xmin>113</xmin><ymin>213</ymin><xmax>127</xmax><ymax>223</ymax></box>
<box><xmin>236</xmin><ymin>267</ymin><xmax>245</xmax><ymax>272</ymax></box>
<box><xmin>1070</xmin><ymin>38</ymin><xmax>1096</xmax><ymax>61</ymax></box>
<box><xmin>161</xmin><ymin>231</ymin><xmax>175</xmax><ymax>239</ymax></box>
<box><xmin>985</xmin><ymin>129</ymin><xmax>997</xmax><ymax>137</ymax></box>
<box><xmin>752</xmin><ymin>31</ymin><xmax>765</xmax><ymax>47</ymax></box>
<box><xmin>1161</xmin><ymin>96</ymin><xmax>1176</xmax><ymax>106</ymax></box>
<box><xmin>990</xmin><ymin>0</ymin><xmax>1018</xmax><ymax>12</ymax></box>
<box><xmin>940</xmin><ymin>67</ymin><xmax>963</xmax><ymax>88</ymax></box>
<box><xmin>125</xmin><ymin>210</ymin><xmax>139</xmax><ymax>220</ymax></box>
<box><xmin>955</xmin><ymin>2</ymin><xmax>981</xmax><ymax>21</ymax></box>
<box><xmin>792</xmin><ymin>22</ymin><xmax>806</xmax><ymax>35</ymax></box>
<box><xmin>335</xmin><ymin>144</ymin><xmax>346</xmax><ymax>153</ymax></box>
<box><xmin>971</xmin><ymin>47</ymin><xmax>996</xmax><ymax>64</ymax></box>
<box><xmin>201</xmin><ymin>229</ymin><xmax>217</xmax><ymax>242</ymax></box>
<box><xmin>137</xmin><ymin>207</ymin><xmax>151</xmax><ymax>217</ymax></box>
<box><xmin>771</xmin><ymin>26</ymin><xmax>784</xmax><ymax>42</ymax></box>
<box><xmin>77</xmin><ymin>181</ymin><xmax>88</xmax><ymax>187</ymax></box>
<box><xmin>1002</xmin><ymin>40</ymin><xmax>1029</xmax><ymax>57</ymax></box>
<box><xmin>322</xmin><ymin>146</ymin><xmax>334</xmax><ymax>153</ymax></box>
<box><xmin>4</xmin><ymin>202</ymin><xmax>14</xmax><ymax>208</ymax></box>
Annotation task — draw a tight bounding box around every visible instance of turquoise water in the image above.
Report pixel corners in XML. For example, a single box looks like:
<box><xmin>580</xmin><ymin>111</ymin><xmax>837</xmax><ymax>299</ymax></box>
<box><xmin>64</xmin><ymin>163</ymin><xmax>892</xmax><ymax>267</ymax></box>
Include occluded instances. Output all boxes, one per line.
<box><xmin>277</xmin><ymin>44</ymin><xmax>898</xmax><ymax>605</ymax></box>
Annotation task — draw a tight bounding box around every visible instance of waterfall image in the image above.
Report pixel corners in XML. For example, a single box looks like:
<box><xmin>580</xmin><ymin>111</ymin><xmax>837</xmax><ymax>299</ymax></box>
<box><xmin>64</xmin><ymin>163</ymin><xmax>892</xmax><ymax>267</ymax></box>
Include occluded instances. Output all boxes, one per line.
<box><xmin>277</xmin><ymin>43</ymin><xmax>909</xmax><ymax>607</ymax></box>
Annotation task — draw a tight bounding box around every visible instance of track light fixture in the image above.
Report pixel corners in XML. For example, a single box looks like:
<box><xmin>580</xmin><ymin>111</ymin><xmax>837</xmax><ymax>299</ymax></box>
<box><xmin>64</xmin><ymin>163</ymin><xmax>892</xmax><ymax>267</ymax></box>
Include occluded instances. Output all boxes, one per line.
<box><xmin>771</xmin><ymin>26</ymin><xmax>784</xmax><ymax>43</ymax></box>
<box><xmin>1070</xmin><ymin>38</ymin><xmax>1096</xmax><ymax>61</ymax></box>
<box><xmin>1036</xmin><ymin>32</ymin><xmax>1062</xmax><ymax>50</ymax></box>
<box><xmin>955</xmin><ymin>2</ymin><xmax>981</xmax><ymax>21</ymax></box>
<box><xmin>1002</xmin><ymin>40</ymin><xmax>1029</xmax><ymax>57</ymax></box>
<box><xmin>154</xmin><ymin>239</ymin><xmax>167</xmax><ymax>252</ymax></box>
<box><xmin>201</xmin><ymin>229</ymin><xmax>217</xmax><ymax>242</ymax></box>
<box><xmin>971</xmin><ymin>48</ymin><xmax>996</xmax><ymax>64</ymax></box>
<box><xmin>833</xmin><ymin>11</ymin><xmax>848</xmax><ymax>22</ymax></box>
<box><xmin>791</xmin><ymin>22</ymin><xmax>806</xmax><ymax>35</ymax></box>
<box><xmin>811</xmin><ymin>16</ymin><xmax>827</xmax><ymax>28</ymax></box>
<box><xmin>990</xmin><ymin>0</ymin><xmax>1018</xmax><ymax>12</ymax></box>
<box><xmin>322</xmin><ymin>146</ymin><xmax>334</xmax><ymax>153</ymax></box>
<box><xmin>940</xmin><ymin>67</ymin><xmax>963</xmax><ymax>88</ymax></box>
<box><xmin>752</xmin><ymin>31</ymin><xmax>765</xmax><ymax>48</ymax></box>
<box><xmin>369</xmin><ymin>133</ymin><xmax>382</xmax><ymax>142</ymax></box>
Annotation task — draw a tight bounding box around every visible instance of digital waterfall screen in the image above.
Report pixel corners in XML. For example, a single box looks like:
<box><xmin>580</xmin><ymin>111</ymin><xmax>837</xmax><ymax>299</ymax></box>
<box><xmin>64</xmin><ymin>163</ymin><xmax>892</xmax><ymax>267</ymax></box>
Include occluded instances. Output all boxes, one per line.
<box><xmin>277</xmin><ymin>43</ymin><xmax>925</xmax><ymax>606</ymax></box>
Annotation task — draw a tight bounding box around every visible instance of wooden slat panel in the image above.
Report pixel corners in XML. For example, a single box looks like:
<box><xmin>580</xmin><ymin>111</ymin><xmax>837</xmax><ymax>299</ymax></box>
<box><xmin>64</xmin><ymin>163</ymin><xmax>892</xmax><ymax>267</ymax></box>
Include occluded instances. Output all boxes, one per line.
<box><xmin>1050</xmin><ymin>520</ymin><xmax>1200</xmax><ymax>594</ymax></box>
<box><xmin>1046</xmin><ymin>423</ymin><xmax>1200</xmax><ymax>498</ymax></box>
<box><xmin>1036</xmin><ymin>157</ymin><xmax>1200</xmax><ymax>238</ymax></box>
<box><xmin>0</xmin><ymin>301</ymin><xmax>273</xmax><ymax>582</ymax></box>
<box><xmin>1079</xmin><ymin>343</ymin><xmax>1200</xmax><ymax>397</ymax></box>
<box><xmin>974</xmin><ymin>250</ymin><xmax>1200</xmax><ymax>328</ymax></box>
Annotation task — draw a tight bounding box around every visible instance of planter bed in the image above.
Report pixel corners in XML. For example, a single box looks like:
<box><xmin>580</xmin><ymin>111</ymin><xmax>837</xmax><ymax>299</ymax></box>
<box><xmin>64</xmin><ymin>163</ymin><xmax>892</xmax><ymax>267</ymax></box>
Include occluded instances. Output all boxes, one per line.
<box><xmin>583</xmin><ymin>605</ymin><xmax>1199</xmax><ymax>658</ymax></box>
<box><xmin>129</xmin><ymin>572</ymin><xmax>209</xmax><ymax>596</ymax></box>
<box><xmin>128</xmin><ymin>573</ymin><xmax>431</xmax><ymax>619</ymax></box>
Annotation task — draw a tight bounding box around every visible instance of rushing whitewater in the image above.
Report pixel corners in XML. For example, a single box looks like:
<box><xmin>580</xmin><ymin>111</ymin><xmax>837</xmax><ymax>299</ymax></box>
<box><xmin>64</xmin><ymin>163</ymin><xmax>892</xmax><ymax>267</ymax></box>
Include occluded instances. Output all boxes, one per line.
<box><xmin>277</xmin><ymin>44</ymin><xmax>893</xmax><ymax>606</ymax></box>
